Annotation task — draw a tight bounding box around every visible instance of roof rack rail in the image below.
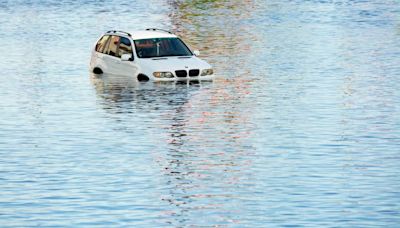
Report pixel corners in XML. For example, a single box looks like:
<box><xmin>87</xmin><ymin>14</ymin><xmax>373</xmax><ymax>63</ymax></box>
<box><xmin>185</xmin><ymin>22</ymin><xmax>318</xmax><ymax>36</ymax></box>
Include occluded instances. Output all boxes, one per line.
<box><xmin>106</xmin><ymin>30</ymin><xmax>132</xmax><ymax>37</ymax></box>
<box><xmin>145</xmin><ymin>28</ymin><xmax>172</xmax><ymax>34</ymax></box>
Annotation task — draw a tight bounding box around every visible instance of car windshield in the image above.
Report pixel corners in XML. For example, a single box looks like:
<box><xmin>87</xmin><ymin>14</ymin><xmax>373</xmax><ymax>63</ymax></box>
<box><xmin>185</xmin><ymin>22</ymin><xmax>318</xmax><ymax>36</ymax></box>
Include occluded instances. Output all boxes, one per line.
<box><xmin>134</xmin><ymin>38</ymin><xmax>193</xmax><ymax>58</ymax></box>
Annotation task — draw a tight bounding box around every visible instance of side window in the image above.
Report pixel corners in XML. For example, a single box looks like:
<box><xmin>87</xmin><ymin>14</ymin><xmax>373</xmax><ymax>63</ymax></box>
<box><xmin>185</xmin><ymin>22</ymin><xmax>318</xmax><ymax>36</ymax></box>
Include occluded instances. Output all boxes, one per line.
<box><xmin>107</xmin><ymin>36</ymin><xmax>120</xmax><ymax>57</ymax></box>
<box><xmin>102</xmin><ymin>37</ymin><xmax>111</xmax><ymax>54</ymax></box>
<box><xmin>95</xmin><ymin>35</ymin><xmax>110</xmax><ymax>53</ymax></box>
<box><xmin>118</xmin><ymin>37</ymin><xmax>133</xmax><ymax>58</ymax></box>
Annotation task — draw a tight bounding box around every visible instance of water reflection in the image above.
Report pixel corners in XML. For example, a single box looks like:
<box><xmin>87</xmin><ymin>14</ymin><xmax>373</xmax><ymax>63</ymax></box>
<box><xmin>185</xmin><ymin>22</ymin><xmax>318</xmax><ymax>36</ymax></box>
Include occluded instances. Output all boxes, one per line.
<box><xmin>90</xmin><ymin>73</ymin><xmax>256</xmax><ymax>226</ymax></box>
<box><xmin>90</xmin><ymin>73</ymin><xmax>207</xmax><ymax>113</ymax></box>
<box><xmin>157</xmin><ymin>101</ymin><xmax>256</xmax><ymax>227</ymax></box>
<box><xmin>168</xmin><ymin>0</ymin><xmax>261</xmax><ymax>78</ymax></box>
<box><xmin>151</xmin><ymin>1</ymin><xmax>261</xmax><ymax>226</ymax></box>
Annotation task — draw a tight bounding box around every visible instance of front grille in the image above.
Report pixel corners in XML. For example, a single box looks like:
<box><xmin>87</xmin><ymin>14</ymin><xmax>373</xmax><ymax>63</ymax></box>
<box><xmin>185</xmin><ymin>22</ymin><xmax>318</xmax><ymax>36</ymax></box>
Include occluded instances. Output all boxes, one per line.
<box><xmin>175</xmin><ymin>70</ymin><xmax>187</xmax><ymax>77</ymax></box>
<box><xmin>189</xmin><ymin>69</ymin><xmax>200</xmax><ymax>77</ymax></box>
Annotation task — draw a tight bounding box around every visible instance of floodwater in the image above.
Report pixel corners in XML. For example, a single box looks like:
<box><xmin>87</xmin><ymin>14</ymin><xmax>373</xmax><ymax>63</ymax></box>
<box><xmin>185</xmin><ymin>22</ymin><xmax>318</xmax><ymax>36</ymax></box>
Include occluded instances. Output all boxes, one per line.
<box><xmin>1</xmin><ymin>0</ymin><xmax>400</xmax><ymax>227</ymax></box>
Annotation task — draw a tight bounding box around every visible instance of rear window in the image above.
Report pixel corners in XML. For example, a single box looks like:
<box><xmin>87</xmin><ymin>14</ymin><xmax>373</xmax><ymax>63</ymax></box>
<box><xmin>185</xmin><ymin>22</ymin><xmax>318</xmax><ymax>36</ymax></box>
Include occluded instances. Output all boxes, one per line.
<box><xmin>95</xmin><ymin>35</ymin><xmax>110</xmax><ymax>53</ymax></box>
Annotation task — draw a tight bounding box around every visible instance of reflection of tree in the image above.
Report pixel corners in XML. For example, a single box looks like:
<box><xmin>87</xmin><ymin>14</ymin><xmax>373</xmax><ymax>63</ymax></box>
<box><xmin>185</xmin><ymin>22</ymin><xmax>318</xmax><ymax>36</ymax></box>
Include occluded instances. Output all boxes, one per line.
<box><xmin>167</xmin><ymin>0</ymin><xmax>261</xmax><ymax>112</ymax></box>
<box><xmin>149</xmin><ymin>81</ymin><xmax>256</xmax><ymax>226</ymax></box>
<box><xmin>156</xmin><ymin>95</ymin><xmax>256</xmax><ymax>226</ymax></box>
<box><xmin>150</xmin><ymin>2</ymin><xmax>262</xmax><ymax>226</ymax></box>
<box><xmin>168</xmin><ymin>0</ymin><xmax>257</xmax><ymax>59</ymax></box>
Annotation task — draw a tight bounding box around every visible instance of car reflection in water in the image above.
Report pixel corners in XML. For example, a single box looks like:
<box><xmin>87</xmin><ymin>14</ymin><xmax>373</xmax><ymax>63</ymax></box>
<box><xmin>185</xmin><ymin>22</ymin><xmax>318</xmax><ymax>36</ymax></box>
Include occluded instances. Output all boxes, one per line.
<box><xmin>90</xmin><ymin>73</ymin><xmax>207</xmax><ymax>112</ymax></box>
<box><xmin>90</xmin><ymin>73</ymin><xmax>256</xmax><ymax>227</ymax></box>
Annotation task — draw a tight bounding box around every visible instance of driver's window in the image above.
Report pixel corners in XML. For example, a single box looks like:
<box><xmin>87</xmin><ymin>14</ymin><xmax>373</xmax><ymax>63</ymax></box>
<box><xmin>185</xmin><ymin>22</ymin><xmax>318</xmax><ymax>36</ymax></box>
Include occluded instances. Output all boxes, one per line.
<box><xmin>118</xmin><ymin>37</ymin><xmax>133</xmax><ymax>59</ymax></box>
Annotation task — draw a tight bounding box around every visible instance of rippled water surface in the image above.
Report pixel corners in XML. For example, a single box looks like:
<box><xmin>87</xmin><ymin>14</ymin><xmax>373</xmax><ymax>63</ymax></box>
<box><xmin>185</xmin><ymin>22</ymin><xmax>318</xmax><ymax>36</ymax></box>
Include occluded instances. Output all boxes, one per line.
<box><xmin>1</xmin><ymin>0</ymin><xmax>400</xmax><ymax>227</ymax></box>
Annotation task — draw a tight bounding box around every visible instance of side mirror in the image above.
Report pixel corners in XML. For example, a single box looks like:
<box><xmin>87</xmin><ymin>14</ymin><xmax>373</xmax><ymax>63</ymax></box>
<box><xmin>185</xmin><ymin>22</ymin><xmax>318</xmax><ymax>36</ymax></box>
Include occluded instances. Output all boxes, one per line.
<box><xmin>193</xmin><ymin>50</ymin><xmax>200</xmax><ymax>56</ymax></box>
<box><xmin>121</xmin><ymin>53</ymin><xmax>133</xmax><ymax>61</ymax></box>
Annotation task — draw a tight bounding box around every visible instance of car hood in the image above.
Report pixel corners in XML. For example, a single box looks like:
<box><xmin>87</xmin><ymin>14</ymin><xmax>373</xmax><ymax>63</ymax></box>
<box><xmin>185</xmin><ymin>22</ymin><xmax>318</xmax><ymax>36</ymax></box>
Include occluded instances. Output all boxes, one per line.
<box><xmin>138</xmin><ymin>56</ymin><xmax>211</xmax><ymax>72</ymax></box>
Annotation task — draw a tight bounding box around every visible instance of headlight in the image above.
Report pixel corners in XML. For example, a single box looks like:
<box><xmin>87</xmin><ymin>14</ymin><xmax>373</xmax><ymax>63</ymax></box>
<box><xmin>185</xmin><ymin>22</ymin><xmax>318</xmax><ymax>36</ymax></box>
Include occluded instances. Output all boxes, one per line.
<box><xmin>153</xmin><ymin>72</ymin><xmax>174</xmax><ymax>78</ymax></box>
<box><xmin>201</xmin><ymin>69</ymin><xmax>214</xmax><ymax>76</ymax></box>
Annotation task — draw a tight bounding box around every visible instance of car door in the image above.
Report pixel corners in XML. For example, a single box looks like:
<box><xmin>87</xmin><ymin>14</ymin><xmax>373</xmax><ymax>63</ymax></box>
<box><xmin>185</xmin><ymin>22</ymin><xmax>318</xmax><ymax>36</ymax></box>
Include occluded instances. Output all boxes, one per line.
<box><xmin>91</xmin><ymin>35</ymin><xmax>110</xmax><ymax>70</ymax></box>
<box><xmin>116</xmin><ymin>36</ymin><xmax>138</xmax><ymax>77</ymax></box>
<box><xmin>102</xmin><ymin>35</ymin><xmax>121</xmax><ymax>74</ymax></box>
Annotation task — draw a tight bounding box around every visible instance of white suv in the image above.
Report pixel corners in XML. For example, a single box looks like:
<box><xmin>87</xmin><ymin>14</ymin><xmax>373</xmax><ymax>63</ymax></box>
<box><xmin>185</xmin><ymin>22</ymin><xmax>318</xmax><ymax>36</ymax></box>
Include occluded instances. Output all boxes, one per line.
<box><xmin>90</xmin><ymin>29</ymin><xmax>214</xmax><ymax>81</ymax></box>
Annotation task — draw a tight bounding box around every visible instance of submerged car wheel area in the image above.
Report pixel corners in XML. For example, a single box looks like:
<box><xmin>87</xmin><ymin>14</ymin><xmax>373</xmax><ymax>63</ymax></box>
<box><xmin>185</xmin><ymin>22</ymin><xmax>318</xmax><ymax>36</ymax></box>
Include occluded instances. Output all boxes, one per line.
<box><xmin>89</xmin><ymin>29</ymin><xmax>214</xmax><ymax>81</ymax></box>
<box><xmin>93</xmin><ymin>67</ymin><xmax>103</xmax><ymax>74</ymax></box>
<box><xmin>137</xmin><ymin>74</ymin><xmax>149</xmax><ymax>82</ymax></box>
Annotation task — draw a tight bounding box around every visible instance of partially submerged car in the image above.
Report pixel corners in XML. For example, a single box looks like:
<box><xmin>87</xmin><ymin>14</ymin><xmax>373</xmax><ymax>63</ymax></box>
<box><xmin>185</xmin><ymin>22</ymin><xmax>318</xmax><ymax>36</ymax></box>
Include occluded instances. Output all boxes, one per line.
<box><xmin>90</xmin><ymin>29</ymin><xmax>214</xmax><ymax>81</ymax></box>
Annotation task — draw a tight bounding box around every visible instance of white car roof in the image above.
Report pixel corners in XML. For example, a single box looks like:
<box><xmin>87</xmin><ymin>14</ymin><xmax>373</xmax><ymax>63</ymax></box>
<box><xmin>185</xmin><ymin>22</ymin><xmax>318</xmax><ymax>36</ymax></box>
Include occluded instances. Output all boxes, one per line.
<box><xmin>105</xmin><ymin>30</ymin><xmax>177</xmax><ymax>40</ymax></box>
<box><xmin>131</xmin><ymin>30</ymin><xmax>177</xmax><ymax>40</ymax></box>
